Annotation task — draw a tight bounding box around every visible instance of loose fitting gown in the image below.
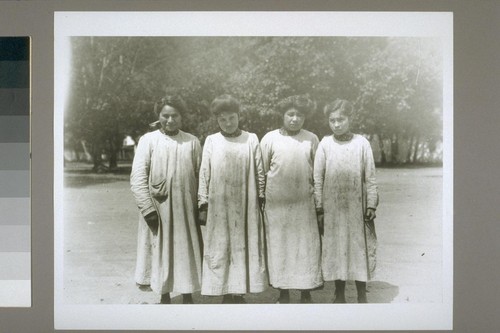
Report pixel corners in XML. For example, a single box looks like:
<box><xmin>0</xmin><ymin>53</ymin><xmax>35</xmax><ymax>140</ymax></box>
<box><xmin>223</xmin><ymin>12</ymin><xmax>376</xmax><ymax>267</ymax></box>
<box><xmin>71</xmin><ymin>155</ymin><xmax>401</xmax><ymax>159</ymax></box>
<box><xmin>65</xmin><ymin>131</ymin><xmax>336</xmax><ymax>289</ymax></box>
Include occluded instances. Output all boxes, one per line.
<box><xmin>134</xmin><ymin>212</ymin><xmax>152</xmax><ymax>285</ymax></box>
<box><xmin>313</xmin><ymin>134</ymin><xmax>378</xmax><ymax>282</ymax></box>
<box><xmin>130</xmin><ymin>129</ymin><xmax>202</xmax><ymax>294</ymax></box>
<box><xmin>198</xmin><ymin>131</ymin><xmax>267</xmax><ymax>295</ymax></box>
<box><xmin>260</xmin><ymin>129</ymin><xmax>323</xmax><ymax>289</ymax></box>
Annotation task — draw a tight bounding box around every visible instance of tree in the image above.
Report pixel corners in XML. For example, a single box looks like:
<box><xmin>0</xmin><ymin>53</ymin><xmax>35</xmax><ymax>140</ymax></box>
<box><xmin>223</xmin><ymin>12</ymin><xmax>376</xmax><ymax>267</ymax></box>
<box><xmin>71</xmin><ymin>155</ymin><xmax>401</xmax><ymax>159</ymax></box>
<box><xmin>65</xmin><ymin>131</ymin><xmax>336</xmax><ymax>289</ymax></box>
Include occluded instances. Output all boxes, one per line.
<box><xmin>66</xmin><ymin>36</ymin><xmax>444</xmax><ymax>171</ymax></box>
<box><xmin>355</xmin><ymin>37</ymin><xmax>442</xmax><ymax>163</ymax></box>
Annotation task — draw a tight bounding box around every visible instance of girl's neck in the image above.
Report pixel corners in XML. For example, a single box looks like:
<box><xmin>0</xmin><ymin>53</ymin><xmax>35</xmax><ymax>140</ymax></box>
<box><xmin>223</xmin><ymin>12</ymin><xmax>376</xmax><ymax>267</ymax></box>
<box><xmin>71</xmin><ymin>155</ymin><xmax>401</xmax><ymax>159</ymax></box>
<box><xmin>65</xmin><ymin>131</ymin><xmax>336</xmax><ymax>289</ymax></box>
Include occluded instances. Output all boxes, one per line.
<box><xmin>333</xmin><ymin>132</ymin><xmax>353</xmax><ymax>141</ymax></box>
<box><xmin>220</xmin><ymin>128</ymin><xmax>242</xmax><ymax>137</ymax></box>
<box><xmin>161</xmin><ymin>128</ymin><xmax>179</xmax><ymax>136</ymax></box>
<box><xmin>279</xmin><ymin>127</ymin><xmax>301</xmax><ymax>136</ymax></box>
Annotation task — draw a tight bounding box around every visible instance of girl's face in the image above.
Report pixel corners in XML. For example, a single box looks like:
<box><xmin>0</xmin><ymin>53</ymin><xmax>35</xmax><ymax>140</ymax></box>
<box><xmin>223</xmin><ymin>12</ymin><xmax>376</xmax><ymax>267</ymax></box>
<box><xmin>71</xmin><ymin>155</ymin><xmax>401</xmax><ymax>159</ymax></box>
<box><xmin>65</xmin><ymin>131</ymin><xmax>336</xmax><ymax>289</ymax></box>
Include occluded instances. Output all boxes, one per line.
<box><xmin>328</xmin><ymin>110</ymin><xmax>350</xmax><ymax>136</ymax></box>
<box><xmin>217</xmin><ymin>111</ymin><xmax>239</xmax><ymax>134</ymax></box>
<box><xmin>283</xmin><ymin>108</ymin><xmax>305</xmax><ymax>132</ymax></box>
<box><xmin>159</xmin><ymin>105</ymin><xmax>182</xmax><ymax>132</ymax></box>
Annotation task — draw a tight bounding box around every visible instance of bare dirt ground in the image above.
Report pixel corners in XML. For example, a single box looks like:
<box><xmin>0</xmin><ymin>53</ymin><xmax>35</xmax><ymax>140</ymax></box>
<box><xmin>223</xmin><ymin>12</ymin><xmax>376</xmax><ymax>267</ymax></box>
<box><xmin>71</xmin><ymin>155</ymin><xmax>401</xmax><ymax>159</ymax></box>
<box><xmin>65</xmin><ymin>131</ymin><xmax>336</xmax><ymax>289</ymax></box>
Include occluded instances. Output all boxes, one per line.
<box><xmin>62</xmin><ymin>164</ymin><xmax>444</xmax><ymax>305</ymax></box>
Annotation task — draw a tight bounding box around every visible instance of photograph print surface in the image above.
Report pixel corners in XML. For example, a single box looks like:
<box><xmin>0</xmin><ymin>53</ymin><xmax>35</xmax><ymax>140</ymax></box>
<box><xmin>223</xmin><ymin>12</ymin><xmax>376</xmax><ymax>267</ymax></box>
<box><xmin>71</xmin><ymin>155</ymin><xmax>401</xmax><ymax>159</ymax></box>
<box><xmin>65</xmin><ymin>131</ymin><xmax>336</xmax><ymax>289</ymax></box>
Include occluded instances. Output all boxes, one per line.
<box><xmin>54</xmin><ymin>11</ymin><xmax>453</xmax><ymax>330</ymax></box>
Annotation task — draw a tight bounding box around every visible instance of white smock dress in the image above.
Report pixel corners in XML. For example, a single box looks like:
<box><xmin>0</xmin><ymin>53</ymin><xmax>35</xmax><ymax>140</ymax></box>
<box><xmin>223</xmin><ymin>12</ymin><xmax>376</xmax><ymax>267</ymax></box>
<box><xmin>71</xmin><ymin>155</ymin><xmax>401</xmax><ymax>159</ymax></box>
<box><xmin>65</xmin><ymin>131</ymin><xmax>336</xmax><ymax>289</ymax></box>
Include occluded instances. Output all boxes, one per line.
<box><xmin>198</xmin><ymin>131</ymin><xmax>268</xmax><ymax>295</ymax></box>
<box><xmin>313</xmin><ymin>134</ymin><xmax>378</xmax><ymax>282</ymax></box>
<box><xmin>130</xmin><ymin>129</ymin><xmax>203</xmax><ymax>294</ymax></box>
<box><xmin>260</xmin><ymin>129</ymin><xmax>323</xmax><ymax>289</ymax></box>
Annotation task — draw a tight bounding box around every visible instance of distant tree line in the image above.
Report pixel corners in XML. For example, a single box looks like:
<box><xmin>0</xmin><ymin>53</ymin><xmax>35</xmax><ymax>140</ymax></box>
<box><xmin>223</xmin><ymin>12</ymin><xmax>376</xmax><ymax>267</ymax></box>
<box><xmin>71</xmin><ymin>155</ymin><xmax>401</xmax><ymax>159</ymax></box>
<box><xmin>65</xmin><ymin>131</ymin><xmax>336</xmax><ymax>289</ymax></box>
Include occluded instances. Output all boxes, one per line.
<box><xmin>64</xmin><ymin>36</ymin><xmax>443</xmax><ymax>171</ymax></box>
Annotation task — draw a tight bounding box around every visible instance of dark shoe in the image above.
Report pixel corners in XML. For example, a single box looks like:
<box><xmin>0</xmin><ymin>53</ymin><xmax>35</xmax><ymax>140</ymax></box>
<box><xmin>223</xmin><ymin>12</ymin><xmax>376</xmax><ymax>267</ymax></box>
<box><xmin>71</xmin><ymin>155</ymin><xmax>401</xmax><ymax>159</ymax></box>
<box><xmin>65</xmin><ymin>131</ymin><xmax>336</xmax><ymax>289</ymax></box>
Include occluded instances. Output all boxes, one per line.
<box><xmin>300</xmin><ymin>291</ymin><xmax>313</xmax><ymax>303</ymax></box>
<box><xmin>277</xmin><ymin>289</ymin><xmax>290</xmax><ymax>304</ymax></box>
<box><xmin>355</xmin><ymin>280</ymin><xmax>368</xmax><ymax>303</ymax></box>
<box><xmin>182</xmin><ymin>294</ymin><xmax>194</xmax><ymax>304</ymax></box>
<box><xmin>333</xmin><ymin>280</ymin><xmax>346</xmax><ymax>303</ymax></box>
<box><xmin>332</xmin><ymin>293</ymin><xmax>346</xmax><ymax>303</ymax></box>
<box><xmin>222</xmin><ymin>294</ymin><xmax>233</xmax><ymax>304</ymax></box>
<box><xmin>160</xmin><ymin>293</ymin><xmax>171</xmax><ymax>304</ymax></box>
<box><xmin>233</xmin><ymin>295</ymin><xmax>246</xmax><ymax>304</ymax></box>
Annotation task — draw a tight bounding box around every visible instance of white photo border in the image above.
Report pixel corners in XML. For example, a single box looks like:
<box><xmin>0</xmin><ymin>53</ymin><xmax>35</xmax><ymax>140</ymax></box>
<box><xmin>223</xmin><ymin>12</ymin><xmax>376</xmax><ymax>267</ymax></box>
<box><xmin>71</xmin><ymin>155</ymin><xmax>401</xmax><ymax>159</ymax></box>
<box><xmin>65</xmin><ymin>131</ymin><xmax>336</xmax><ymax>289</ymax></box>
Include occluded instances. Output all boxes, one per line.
<box><xmin>54</xmin><ymin>11</ymin><xmax>453</xmax><ymax>330</ymax></box>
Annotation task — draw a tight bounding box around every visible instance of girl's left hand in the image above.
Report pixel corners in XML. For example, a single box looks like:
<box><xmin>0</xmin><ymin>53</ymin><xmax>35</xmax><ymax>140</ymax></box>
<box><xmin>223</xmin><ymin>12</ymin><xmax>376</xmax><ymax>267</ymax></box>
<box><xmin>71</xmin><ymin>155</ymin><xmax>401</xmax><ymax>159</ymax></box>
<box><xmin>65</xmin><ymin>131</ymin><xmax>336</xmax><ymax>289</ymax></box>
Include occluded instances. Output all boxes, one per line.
<box><xmin>365</xmin><ymin>208</ymin><xmax>376</xmax><ymax>222</ymax></box>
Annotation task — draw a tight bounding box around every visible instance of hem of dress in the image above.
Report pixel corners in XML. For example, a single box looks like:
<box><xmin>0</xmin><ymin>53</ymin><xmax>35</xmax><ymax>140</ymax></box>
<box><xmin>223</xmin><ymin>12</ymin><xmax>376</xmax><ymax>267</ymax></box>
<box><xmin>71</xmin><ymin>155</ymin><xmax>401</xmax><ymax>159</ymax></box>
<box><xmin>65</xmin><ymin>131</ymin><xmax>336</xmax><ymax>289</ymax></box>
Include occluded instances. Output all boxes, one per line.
<box><xmin>153</xmin><ymin>286</ymin><xmax>202</xmax><ymax>295</ymax></box>
<box><xmin>322</xmin><ymin>274</ymin><xmax>371</xmax><ymax>282</ymax></box>
<box><xmin>269</xmin><ymin>281</ymin><xmax>323</xmax><ymax>290</ymax></box>
<box><xmin>135</xmin><ymin>278</ymin><xmax>151</xmax><ymax>285</ymax></box>
<box><xmin>201</xmin><ymin>283</ymin><xmax>267</xmax><ymax>296</ymax></box>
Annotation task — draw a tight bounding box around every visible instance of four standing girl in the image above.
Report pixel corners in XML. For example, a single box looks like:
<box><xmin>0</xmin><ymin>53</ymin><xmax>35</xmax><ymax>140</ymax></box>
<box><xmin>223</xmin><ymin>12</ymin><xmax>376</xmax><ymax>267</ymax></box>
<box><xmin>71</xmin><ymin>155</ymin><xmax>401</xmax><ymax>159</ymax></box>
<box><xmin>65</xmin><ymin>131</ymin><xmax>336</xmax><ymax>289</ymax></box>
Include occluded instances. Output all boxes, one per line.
<box><xmin>198</xmin><ymin>95</ymin><xmax>268</xmax><ymax>303</ymax></box>
<box><xmin>130</xmin><ymin>96</ymin><xmax>203</xmax><ymax>304</ymax></box>
<box><xmin>131</xmin><ymin>95</ymin><xmax>378</xmax><ymax>304</ymax></box>
<box><xmin>260</xmin><ymin>96</ymin><xmax>322</xmax><ymax>303</ymax></box>
<box><xmin>314</xmin><ymin>99</ymin><xmax>378</xmax><ymax>303</ymax></box>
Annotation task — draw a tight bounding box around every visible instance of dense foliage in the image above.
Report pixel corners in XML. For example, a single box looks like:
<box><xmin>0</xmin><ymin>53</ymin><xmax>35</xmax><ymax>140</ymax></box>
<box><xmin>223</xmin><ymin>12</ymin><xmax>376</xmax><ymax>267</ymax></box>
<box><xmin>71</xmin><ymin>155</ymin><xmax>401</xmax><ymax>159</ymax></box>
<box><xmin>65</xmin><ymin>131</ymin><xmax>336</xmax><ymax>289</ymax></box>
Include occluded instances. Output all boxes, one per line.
<box><xmin>65</xmin><ymin>37</ymin><xmax>443</xmax><ymax>171</ymax></box>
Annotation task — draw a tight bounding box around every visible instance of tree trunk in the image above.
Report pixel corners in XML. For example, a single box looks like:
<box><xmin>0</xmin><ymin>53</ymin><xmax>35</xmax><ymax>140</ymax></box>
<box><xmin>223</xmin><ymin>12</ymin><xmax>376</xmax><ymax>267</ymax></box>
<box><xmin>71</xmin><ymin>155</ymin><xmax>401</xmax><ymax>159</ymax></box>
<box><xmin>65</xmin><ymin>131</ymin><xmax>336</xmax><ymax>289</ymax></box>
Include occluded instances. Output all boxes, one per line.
<box><xmin>91</xmin><ymin>141</ymin><xmax>107</xmax><ymax>173</ymax></box>
<box><xmin>412</xmin><ymin>136</ymin><xmax>420</xmax><ymax>163</ymax></box>
<box><xmin>391</xmin><ymin>134</ymin><xmax>399</xmax><ymax>164</ymax></box>
<box><xmin>107</xmin><ymin>133</ymin><xmax>121</xmax><ymax>171</ymax></box>
<box><xmin>378</xmin><ymin>134</ymin><xmax>387</xmax><ymax>165</ymax></box>
<box><xmin>406</xmin><ymin>135</ymin><xmax>415</xmax><ymax>163</ymax></box>
<box><xmin>108</xmin><ymin>151</ymin><xmax>118</xmax><ymax>170</ymax></box>
<box><xmin>108</xmin><ymin>139</ymin><xmax>119</xmax><ymax>171</ymax></box>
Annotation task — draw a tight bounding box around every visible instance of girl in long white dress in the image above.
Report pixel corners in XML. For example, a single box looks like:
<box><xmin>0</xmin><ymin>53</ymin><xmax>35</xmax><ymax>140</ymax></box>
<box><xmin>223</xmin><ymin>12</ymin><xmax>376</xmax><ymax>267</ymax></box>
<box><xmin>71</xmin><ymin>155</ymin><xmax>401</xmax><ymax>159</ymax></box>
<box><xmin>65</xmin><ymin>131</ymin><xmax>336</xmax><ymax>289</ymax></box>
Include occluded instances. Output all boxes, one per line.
<box><xmin>260</xmin><ymin>95</ymin><xmax>323</xmax><ymax>303</ymax></box>
<box><xmin>131</xmin><ymin>96</ymin><xmax>203</xmax><ymax>304</ymax></box>
<box><xmin>314</xmin><ymin>99</ymin><xmax>378</xmax><ymax>303</ymax></box>
<box><xmin>198</xmin><ymin>95</ymin><xmax>267</xmax><ymax>304</ymax></box>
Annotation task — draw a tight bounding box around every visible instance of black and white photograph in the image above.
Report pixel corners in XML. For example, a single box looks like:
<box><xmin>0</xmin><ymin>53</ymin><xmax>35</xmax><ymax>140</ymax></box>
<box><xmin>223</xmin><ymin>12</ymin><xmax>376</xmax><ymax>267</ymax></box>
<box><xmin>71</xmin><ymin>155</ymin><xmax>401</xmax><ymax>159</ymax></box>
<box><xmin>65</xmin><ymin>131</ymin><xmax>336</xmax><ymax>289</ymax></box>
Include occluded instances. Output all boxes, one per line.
<box><xmin>54</xmin><ymin>11</ymin><xmax>453</xmax><ymax>330</ymax></box>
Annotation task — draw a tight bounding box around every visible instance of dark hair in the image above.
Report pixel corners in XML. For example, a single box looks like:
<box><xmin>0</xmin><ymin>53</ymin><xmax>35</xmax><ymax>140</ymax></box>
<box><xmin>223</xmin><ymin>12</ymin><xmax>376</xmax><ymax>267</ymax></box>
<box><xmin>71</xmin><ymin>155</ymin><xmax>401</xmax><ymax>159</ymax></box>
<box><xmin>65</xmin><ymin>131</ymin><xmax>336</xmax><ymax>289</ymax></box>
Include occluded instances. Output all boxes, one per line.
<box><xmin>210</xmin><ymin>94</ymin><xmax>240</xmax><ymax>116</ymax></box>
<box><xmin>155</xmin><ymin>95</ymin><xmax>188</xmax><ymax>115</ymax></box>
<box><xmin>278</xmin><ymin>95</ymin><xmax>316</xmax><ymax>116</ymax></box>
<box><xmin>323</xmin><ymin>99</ymin><xmax>354</xmax><ymax>118</ymax></box>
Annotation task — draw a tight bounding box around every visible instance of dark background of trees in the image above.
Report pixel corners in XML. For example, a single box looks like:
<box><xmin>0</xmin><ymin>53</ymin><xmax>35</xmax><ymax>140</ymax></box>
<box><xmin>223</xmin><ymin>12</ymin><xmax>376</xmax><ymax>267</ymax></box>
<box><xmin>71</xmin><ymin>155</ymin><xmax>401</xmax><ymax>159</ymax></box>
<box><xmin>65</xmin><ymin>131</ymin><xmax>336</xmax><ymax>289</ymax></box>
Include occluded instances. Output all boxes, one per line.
<box><xmin>64</xmin><ymin>37</ymin><xmax>443</xmax><ymax>171</ymax></box>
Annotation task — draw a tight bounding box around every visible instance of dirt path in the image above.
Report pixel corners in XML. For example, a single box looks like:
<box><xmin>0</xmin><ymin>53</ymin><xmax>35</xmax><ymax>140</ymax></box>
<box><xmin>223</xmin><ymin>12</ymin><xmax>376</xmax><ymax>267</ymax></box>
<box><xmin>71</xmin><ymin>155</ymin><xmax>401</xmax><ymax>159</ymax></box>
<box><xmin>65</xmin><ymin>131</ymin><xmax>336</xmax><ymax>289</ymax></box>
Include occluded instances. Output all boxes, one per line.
<box><xmin>62</xmin><ymin>165</ymin><xmax>444</xmax><ymax>304</ymax></box>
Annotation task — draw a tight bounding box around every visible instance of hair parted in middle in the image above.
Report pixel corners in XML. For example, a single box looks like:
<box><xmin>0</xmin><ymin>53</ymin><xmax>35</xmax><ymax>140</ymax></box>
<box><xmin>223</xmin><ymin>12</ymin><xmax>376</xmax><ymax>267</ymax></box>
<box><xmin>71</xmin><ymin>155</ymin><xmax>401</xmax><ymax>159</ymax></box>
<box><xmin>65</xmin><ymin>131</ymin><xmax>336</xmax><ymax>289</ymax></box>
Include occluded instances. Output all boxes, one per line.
<box><xmin>277</xmin><ymin>95</ymin><xmax>316</xmax><ymax>116</ymax></box>
<box><xmin>154</xmin><ymin>95</ymin><xmax>188</xmax><ymax>116</ymax></box>
<box><xmin>210</xmin><ymin>94</ymin><xmax>241</xmax><ymax>116</ymax></box>
<box><xmin>323</xmin><ymin>99</ymin><xmax>355</xmax><ymax>118</ymax></box>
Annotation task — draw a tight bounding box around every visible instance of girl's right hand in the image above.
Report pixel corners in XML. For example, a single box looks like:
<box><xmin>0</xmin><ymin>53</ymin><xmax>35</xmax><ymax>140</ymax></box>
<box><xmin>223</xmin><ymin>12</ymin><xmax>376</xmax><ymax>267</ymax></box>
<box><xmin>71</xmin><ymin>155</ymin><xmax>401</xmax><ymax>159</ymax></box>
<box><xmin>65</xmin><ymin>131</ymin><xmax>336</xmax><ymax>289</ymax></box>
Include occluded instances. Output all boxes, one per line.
<box><xmin>198</xmin><ymin>210</ymin><xmax>207</xmax><ymax>226</ymax></box>
<box><xmin>144</xmin><ymin>212</ymin><xmax>159</xmax><ymax>236</ymax></box>
<box><xmin>317</xmin><ymin>213</ymin><xmax>324</xmax><ymax>236</ymax></box>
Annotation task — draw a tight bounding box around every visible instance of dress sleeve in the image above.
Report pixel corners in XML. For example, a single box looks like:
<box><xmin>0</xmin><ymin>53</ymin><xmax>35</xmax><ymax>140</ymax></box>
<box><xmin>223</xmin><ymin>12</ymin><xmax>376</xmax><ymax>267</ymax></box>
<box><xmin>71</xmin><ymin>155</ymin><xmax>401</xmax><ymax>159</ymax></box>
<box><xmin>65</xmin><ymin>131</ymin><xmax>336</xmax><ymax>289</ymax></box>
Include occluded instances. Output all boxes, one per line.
<box><xmin>193</xmin><ymin>137</ymin><xmax>202</xmax><ymax>178</ymax></box>
<box><xmin>313</xmin><ymin>139</ymin><xmax>326</xmax><ymax>210</ymax></box>
<box><xmin>130</xmin><ymin>134</ymin><xmax>156</xmax><ymax>216</ymax></box>
<box><xmin>363</xmin><ymin>139</ymin><xmax>379</xmax><ymax>209</ymax></box>
<box><xmin>310</xmin><ymin>133</ymin><xmax>320</xmax><ymax>161</ymax></box>
<box><xmin>260</xmin><ymin>133</ymin><xmax>272</xmax><ymax>175</ymax></box>
<box><xmin>198</xmin><ymin>136</ymin><xmax>212</xmax><ymax>207</ymax></box>
<box><xmin>252</xmin><ymin>134</ymin><xmax>266</xmax><ymax>199</ymax></box>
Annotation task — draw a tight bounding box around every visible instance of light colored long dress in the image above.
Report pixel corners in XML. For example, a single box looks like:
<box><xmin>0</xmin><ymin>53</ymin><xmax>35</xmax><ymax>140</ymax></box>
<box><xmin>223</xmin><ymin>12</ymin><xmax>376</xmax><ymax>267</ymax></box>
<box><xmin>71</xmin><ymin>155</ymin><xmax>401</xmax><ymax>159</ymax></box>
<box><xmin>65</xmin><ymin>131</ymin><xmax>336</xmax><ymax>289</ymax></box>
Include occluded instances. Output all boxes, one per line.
<box><xmin>130</xmin><ymin>129</ymin><xmax>203</xmax><ymax>294</ymax></box>
<box><xmin>313</xmin><ymin>134</ymin><xmax>378</xmax><ymax>282</ymax></box>
<box><xmin>134</xmin><ymin>212</ymin><xmax>152</xmax><ymax>285</ymax></box>
<box><xmin>198</xmin><ymin>131</ymin><xmax>268</xmax><ymax>295</ymax></box>
<box><xmin>260</xmin><ymin>129</ymin><xmax>323</xmax><ymax>289</ymax></box>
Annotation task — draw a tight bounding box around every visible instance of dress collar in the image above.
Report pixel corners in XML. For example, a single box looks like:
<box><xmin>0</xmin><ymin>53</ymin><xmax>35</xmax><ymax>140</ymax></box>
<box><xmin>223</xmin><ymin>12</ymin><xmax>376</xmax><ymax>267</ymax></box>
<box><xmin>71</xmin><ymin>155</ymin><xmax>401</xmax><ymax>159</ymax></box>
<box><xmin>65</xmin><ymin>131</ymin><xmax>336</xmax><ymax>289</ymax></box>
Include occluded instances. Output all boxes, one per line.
<box><xmin>160</xmin><ymin>128</ymin><xmax>179</xmax><ymax>137</ymax></box>
<box><xmin>220</xmin><ymin>128</ymin><xmax>242</xmax><ymax>138</ymax></box>
<box><xmin>333</xmin><ymin>132</ymin><xmax>353</xmax><ymax>142</ymax></box>
<box><xmin>279</xmin><ymin>127</ymin><xmax>301</xmax><ymax>136</ymax></box>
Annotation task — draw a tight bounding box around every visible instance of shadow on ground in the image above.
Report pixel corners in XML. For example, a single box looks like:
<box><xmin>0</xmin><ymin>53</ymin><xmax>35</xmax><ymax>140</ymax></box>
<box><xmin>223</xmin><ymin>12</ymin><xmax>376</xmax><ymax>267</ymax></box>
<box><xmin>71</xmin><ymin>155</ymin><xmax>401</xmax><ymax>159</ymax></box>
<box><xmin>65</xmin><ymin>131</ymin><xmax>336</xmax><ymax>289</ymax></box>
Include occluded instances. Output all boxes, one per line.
<box><xmin>142</xmin><ymin>280</ymin><xmax>399</xmax><ymax>305</ymax></box>
<box><xmin>64</xmin><ymin>170</ymin><xmax>131</xmax><ymax>188</ymax></box>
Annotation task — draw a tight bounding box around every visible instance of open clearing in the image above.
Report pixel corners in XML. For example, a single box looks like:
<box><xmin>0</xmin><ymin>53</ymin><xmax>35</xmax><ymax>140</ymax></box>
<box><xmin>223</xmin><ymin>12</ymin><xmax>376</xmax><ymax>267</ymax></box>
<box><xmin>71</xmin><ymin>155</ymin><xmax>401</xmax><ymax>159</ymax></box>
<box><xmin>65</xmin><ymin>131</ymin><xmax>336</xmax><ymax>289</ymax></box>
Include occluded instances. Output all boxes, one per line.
<box><xmin>61</xmin><ymin>165</ymin><xmax>444</xmax><ymax>304</ymax></box>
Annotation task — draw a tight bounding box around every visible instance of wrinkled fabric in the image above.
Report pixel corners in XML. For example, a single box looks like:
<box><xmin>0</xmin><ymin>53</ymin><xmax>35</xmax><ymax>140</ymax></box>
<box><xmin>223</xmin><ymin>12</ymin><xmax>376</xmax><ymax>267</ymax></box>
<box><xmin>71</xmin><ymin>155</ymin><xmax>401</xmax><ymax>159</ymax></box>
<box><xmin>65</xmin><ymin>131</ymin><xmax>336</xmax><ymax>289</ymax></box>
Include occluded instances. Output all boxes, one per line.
<box><xmin>314</xmin><ymin>134</ymin><xmax>378</xmax><ymax>282</ymax></box>
<box><xmin>260</xmin><ymin>129</ymin><xmax>323</xmax><ymax>289</ymax></box>
<box><xmin>134</xmin><ymin>212</ymin><xmax>153</xmax><ymax>285</ymax></box>
<box><xmin>198</xmin><ymin>131</ymin><xmax>267</xmax><ymax>295</ymax></box>
<box><xmin>130</xmin><ymin>129</ymin><xmax>202</xmax><ymax>294</ymax></box>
